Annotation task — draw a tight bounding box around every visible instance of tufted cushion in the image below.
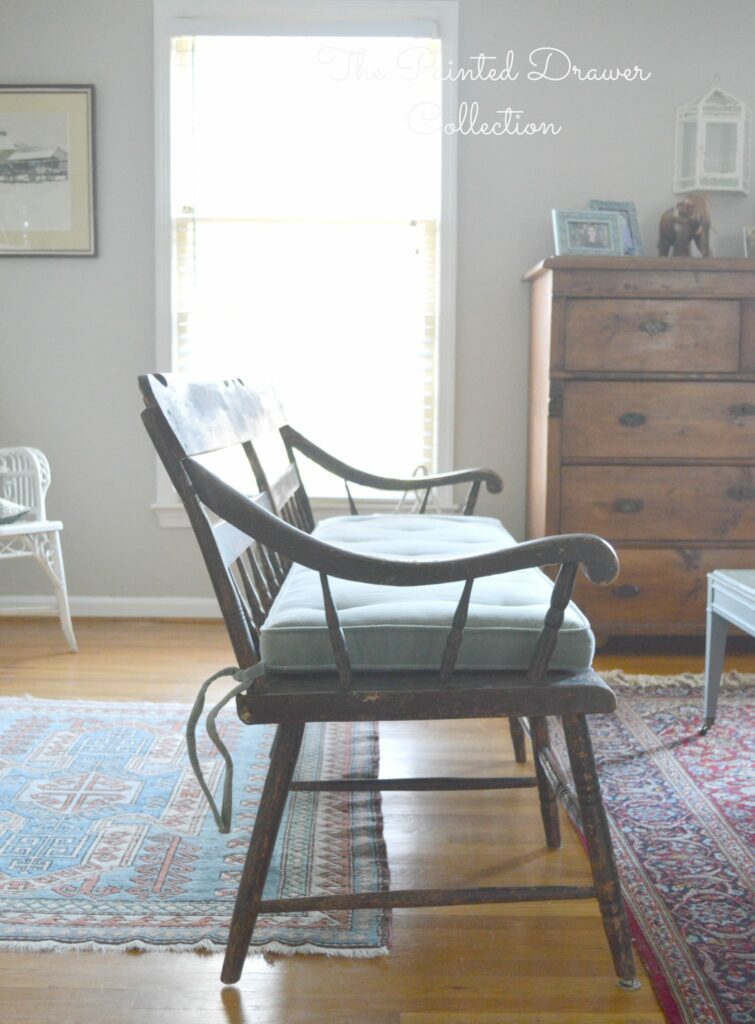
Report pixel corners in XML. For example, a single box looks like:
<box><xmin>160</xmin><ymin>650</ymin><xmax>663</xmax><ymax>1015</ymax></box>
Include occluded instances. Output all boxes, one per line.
<box><xmin>259</xmin><ymin>515</ymin><xmax>594</xmax><ymax>674</ymax></box>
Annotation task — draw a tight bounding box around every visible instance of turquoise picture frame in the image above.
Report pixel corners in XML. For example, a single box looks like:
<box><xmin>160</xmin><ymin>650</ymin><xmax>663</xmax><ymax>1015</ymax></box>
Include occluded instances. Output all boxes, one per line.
<box><xmin>552</xmin><ymin>209</ymin><xmax>624</xmax><ymax>256</ymax></box>
<box><xmin>588</xmin><ymin>199</ymin><xmax>643</xmax><ymax>255</ymax></box>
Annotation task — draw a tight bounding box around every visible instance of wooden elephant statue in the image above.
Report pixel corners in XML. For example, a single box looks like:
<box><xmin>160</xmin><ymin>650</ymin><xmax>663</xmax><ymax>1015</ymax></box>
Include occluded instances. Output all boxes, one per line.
<box><xmin>658</xmin><ymin>192</ymin><xmax>711</xmax><ymax>257</ymax></box>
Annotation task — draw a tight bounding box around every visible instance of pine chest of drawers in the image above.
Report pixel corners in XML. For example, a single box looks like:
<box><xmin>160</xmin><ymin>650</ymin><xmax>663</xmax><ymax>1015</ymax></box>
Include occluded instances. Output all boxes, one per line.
<box><xmin>525</xmin><ymin>256</ymin><xmax>755</xmax><ymax>638</ymax></box>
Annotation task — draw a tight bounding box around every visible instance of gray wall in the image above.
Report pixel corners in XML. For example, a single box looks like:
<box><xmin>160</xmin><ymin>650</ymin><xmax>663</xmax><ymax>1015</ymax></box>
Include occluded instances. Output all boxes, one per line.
<box><xmin>2</xmin><ymin>0</ymin><xmax>755</xmax><ymax>604</ymax></box>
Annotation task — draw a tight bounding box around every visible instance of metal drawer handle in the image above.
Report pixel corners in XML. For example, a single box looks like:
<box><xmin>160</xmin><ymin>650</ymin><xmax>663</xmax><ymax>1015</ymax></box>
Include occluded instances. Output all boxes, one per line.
<box><xmin>729</xmin><ymin>403</ymin><xmax>755</xmax><ymax>418</ymax></box>
<box><xmin>618</xmin><ymin>412</ymin><xmax>646</xmax><ymax>428</ymax></box>
<box><xmin>639</xmin><ymin>318</ymin><xmax>669</xmax><ymax>337</ymax></box>
<box><xmin>614</xmin><ymin>584</ymin><xmax>641</xmax><ymax>599</ymax></box>
<box><xmin>726</xmin><ymin>485</ymin><xmax>755</xmax><ymax>502</ymax></box>
<box><xmin>614</xmin><ymin>498</ymin><xmax>644</xmax><ymax>514</ymax></box>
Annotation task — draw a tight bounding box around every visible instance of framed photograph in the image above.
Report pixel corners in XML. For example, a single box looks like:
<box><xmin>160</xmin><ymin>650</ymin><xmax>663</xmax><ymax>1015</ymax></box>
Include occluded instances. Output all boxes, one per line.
<box><xmin>0</xmin><ymin>85</ymin><xmax>95</xmax><ymax>256</ymax></box>
<box><xmin>552</xmin><ymin>209</ymin><xmax>624</xmax><ymax>257</ymax></box>
<box><xmin>744</xmin><ymin>226</ymin><xmax>755</xmax><ymax>258</ymax></box>
<box><xmin>588</xmin><ymin>199</ymin><xmax>643</xmax><ymax>255</ymax></box>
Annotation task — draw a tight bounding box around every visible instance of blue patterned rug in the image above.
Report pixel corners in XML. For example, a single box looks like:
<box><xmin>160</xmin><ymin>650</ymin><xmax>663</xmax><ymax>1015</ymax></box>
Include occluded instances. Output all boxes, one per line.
<box><xmin>0</xmin><ymin>696</ymin><xmax>389</xmax><ymax>955</ymax></box>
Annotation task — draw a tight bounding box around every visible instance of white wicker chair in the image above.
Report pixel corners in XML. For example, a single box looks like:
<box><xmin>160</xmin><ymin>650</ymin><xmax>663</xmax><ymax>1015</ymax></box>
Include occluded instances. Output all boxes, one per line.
<box><xmin>0</xmin><ymin>447</ymin><xmax>77</xmax><ymax>652</ymax></box>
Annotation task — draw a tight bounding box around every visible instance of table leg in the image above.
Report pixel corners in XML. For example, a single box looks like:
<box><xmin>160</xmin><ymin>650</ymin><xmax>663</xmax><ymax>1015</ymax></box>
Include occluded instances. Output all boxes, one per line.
<box><xmin>702</xmin><ymin>596</ymin><xmax>729</xmax><ymax>735</ymax></box>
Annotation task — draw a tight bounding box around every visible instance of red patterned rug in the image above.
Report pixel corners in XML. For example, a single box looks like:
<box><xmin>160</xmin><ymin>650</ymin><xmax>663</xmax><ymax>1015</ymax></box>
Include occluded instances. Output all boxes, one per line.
<box><xmin>555</xmin><ymin>672</ymin><xmax>754</xmax><ymax>1024</ymax></box>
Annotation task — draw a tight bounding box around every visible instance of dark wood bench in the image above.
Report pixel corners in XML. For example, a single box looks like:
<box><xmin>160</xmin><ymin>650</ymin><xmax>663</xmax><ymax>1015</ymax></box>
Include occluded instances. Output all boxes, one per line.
<box><xmin>139</xmin><ymin>373</ymin><xmax>638</xmax><ymax>992</ymax></box>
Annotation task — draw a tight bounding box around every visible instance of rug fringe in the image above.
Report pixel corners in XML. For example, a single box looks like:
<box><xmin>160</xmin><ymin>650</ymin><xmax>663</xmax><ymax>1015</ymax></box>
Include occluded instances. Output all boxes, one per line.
<box><xmin>16</xmin><ymin>693</ymin><xmax>196</xmax><ymax>709</ymax></box>
<box><xmin>0</xmin><ymin>937</ymin><xmax>389</xmax><ymax>958</ymax></box>
<box><xmin>253</xmin><ymin>941</ymin><xmax>389</xmax><ymax>960</ymax></box>
<box><xmin>600</xmin><ymin>669</ymin><xmax>755</xmax><ymax>690</ymax></box>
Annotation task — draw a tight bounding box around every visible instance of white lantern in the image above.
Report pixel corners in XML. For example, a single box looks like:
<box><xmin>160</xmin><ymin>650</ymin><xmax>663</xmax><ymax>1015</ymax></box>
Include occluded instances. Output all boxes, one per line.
<box><xmin>674</xmin><ymin>84</ymin><xmax>751</xmax><ymax>194</ymax></box>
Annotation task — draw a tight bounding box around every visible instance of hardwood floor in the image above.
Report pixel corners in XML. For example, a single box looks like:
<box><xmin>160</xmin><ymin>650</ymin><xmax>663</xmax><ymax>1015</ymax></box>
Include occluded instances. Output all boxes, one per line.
<box><xmin>0</xmin><ymin>618</ymin><xmax>752</xmax><ymax>1024</ymax></box>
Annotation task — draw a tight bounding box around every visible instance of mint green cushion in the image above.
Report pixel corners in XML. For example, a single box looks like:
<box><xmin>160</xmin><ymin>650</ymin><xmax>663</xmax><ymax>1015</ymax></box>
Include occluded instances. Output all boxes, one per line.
<box><xmin>259</xmin><ymin>515</ymin><xmax>594</xmax><ymax>674</ymax></box>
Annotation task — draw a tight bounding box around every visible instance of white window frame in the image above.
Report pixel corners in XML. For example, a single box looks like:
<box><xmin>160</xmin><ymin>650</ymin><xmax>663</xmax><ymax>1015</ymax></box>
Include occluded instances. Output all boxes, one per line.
<box><xmin>152</xmin><ymin>0</ymin><xmax>459</xmax><ymax>526</ymax></box>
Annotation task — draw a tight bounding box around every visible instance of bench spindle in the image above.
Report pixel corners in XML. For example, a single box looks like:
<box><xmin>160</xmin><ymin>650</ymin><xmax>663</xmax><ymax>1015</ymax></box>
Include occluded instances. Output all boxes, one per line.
<box><xmin>319</xmin><ymin>572</ymin><xmax>353</xmax><ymax>689</ymax></box>
<box><xmin>344</xmin><ymin>480</ymin><xmax>359</xmax><ymax>516</ymax></box>
<box><xmin>527</xmin><ymin>561</ymin><xmax>579</xmax><ymax>682</ymax></box>
<box><xmin>438</xmin><ymin>577</ymin><xmax>475</xmax><ymax>683</ymax></box>
<box><xmin>233</xmin><ymin>558</ymin><xmax>267</xmax><ymax>627</ymax></box>
<box><xmin>463</xmin><ymin>479</ymin><xmax>481</xmax><ymax>515</ymax></box>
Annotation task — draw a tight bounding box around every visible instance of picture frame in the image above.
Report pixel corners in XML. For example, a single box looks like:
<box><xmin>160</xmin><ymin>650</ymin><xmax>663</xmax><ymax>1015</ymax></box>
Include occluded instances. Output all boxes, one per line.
<box><xmin>0</xmin><ymin>85</ymin><xmax>96</xmax><ymax>256</ymax></box>
<box><xmin>744</xmin><ymin>226</ymin><xmax>755</xmax><ymax>258</ymax></box>
<box><xmin>552</xmin><ymin>209</ymin><xmax>625</xmax><ymax>257</ymax></box>
<box><xmin>588</xmin><ymin>199</ymin><xmax>643</xmax><ymax>255</ymax></box>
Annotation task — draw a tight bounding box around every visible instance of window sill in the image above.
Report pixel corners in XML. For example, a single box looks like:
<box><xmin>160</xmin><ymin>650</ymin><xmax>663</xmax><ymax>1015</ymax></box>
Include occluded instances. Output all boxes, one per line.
<box><xmin>152</xmin><ymin>495</ymin><xmax>455</xmax><ymax>528</ymax></box>
<box><xmin>152</xmin><ymin>503</ymin><xmax>193</xmax><ymax>529</ymax></box>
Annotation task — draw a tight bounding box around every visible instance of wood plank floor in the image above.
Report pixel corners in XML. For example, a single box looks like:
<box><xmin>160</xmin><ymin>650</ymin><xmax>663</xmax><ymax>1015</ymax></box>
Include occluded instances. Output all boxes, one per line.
<box><xmin>0</xmin><ymin>618</ymin><xmax>752</xmax><ymax>1024</ymax></box>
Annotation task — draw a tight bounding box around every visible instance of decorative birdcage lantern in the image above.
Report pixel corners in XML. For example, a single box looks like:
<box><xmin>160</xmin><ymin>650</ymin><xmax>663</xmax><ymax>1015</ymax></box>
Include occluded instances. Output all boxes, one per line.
<box><xmin>674</xmin><ymin>84</ymin><xmax>751</xmax><ymax>194</ymax></box>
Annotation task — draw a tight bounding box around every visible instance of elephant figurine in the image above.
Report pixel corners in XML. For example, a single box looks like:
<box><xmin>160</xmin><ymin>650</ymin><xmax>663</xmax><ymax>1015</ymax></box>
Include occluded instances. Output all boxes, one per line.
<box><xmin>658</xmin><ymin>192</ymin><xmax>711</xmax><ymax>257</ymax></box>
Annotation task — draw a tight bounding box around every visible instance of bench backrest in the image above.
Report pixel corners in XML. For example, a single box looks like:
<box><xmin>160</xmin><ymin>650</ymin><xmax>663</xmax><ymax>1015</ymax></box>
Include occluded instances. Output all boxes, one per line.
<box><xmin>138</xmin><ymin>374</ymin><xmax>312</xmax><ymax>666</ymax></box>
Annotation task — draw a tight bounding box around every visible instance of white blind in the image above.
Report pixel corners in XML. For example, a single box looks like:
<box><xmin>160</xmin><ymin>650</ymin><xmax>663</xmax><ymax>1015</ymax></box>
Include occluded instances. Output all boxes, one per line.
<box><xmin>170</xmin><ymin>33</ymin><xmax>442</xmax><ymax>495</ymax></box>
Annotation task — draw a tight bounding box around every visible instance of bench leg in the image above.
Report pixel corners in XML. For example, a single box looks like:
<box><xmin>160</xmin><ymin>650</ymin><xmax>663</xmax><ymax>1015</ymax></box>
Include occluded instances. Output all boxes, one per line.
<box><xmin>221</xmin><ymin>722</ymin><xmax>305</xmax><ymax>985</ymax></box>
<box><xmin>562</xmin><ymin>713</ymin><xmax>638</xmax><ymax>990</ymax></box>
<box><xmin>702</xmin><ymin>607</ymin><xmax>729</xmax><ymax>735</ymax></box>
<box><xmin>508</xmin><ymin>716</ymin><xmax>527</xmax><ymax>763</ymax></box>
<box><xmin>530</xmin><ymin>716</ymin><xmax>561</xmax><ymax>849</ymax></box>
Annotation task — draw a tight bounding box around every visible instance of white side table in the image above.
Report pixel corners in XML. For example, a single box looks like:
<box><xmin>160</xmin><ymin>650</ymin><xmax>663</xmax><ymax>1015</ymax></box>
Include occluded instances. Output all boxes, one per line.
<box><xmin>703</xmin><ymin>569</ymin><xmax>755</xmax><ymax>733</ymax></box>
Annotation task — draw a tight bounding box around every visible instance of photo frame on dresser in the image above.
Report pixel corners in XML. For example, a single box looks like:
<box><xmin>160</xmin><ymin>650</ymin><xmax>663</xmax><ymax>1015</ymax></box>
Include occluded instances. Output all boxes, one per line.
<box><xmin>744</xmin><ymin>226</ymin><xmax>755</xmax><ymax>258</ymax></box>
<box><xmin>552</xmin><ymin>209</ymin><xmax>624</xmax><ymax>257</ymax></box>
<box><xmin>588</xmin><ymin>200</ymin><xmax>643</xmax><ymax>255</ymax></box>
<box><xmin>0</xmin><ymin>85</ymin><xmax>96</xmax><ymax>256</ymax></box>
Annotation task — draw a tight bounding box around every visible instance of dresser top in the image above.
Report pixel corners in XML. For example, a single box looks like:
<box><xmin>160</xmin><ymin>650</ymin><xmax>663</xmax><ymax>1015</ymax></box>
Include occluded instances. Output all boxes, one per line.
<box><xmin>524</xmin><ymin>256</ymin><xmax>755</xmax><ymax>281</ymax></box>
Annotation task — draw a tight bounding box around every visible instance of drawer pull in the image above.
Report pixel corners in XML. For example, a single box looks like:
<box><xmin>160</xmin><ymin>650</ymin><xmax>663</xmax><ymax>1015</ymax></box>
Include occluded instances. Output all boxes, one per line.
<box><xmin>614</xmin><ymin>498</ymin><xmax>644</xmax><ymax>514</ymax></box>
<box><xmin>729</xmin><ymin>403</ymin><xmax>755</xmax><ymax>418</ymax></box>
<box><xmin>639</xmin><ymin>318</ymin><xmax>669</xmax><ymax>337</ymax></box>
<box><xmin>726</xmin><ymin>485</ymin><xmax>755</xmax><ymax>502</ymax></box>
<box><xmin>614</xmin><ymin>584</ymin><xmax>641</xmax><ymax>599</ymax></box>
<box><xmin>618</xmin><ymin>412</ymin><xmax>646</xmax><ymax>428</ymax></box>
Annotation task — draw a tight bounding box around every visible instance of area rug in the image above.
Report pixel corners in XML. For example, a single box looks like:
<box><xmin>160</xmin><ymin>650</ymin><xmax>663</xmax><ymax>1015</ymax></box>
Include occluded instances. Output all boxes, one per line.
<box><xmin>555</xmin><ymin>671</ymin><xmax>754</xmax><ymax>1024</ymax></box>
<box><xmin>0</xmin><ymin>695</ymin><xmax>390</xmax><ymax>955</ymax></box>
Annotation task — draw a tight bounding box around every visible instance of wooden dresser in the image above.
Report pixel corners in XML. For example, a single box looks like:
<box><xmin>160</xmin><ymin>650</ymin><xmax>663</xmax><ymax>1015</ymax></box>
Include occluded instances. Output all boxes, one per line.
<box><xmin>525</xmin><ymin>256</ymin><xmax>755</xmax><ymax>638</ymax></box>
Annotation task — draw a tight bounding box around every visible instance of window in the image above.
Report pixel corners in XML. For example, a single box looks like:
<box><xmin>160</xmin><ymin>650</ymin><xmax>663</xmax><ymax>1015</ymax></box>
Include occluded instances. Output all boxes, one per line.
<box><xmin>154</xmin><ymin>2</ymin><xmax>458</xmax><ymax>515</ymax></box>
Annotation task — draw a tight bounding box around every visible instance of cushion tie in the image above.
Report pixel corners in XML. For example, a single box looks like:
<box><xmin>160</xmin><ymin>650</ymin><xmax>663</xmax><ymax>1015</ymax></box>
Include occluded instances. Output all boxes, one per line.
<box><xmin>186</xmin><ymin>663</ymin><xmax>266</xmax><ymax>834</ymax></box>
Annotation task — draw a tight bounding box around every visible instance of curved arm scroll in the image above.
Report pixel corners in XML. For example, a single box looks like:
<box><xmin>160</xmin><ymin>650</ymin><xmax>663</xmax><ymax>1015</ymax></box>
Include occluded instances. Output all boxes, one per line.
<box><xmin>280</xmin><ymin>425</ymin><xmax>503</xmax><ymax>497</ymax></box>
<box><xmin>186</xmin><ymin>458</ymin><xmax>618</xmax><ymax>588</ymax></box>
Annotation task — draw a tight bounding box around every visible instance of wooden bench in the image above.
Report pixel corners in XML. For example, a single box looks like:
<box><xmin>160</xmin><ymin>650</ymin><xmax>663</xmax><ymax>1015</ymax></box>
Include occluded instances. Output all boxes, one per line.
<box><xmin>138</xmin><ymin>374</ymin><xmax>638</xmax><ymax>991</ymax></box>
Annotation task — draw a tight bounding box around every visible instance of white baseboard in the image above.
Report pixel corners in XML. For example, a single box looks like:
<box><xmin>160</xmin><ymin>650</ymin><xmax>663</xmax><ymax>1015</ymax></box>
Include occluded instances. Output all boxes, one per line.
<box><xmin>0</xmin><ymin>595</ymin><xmax>221</xmax><ymax>619</ymax></box>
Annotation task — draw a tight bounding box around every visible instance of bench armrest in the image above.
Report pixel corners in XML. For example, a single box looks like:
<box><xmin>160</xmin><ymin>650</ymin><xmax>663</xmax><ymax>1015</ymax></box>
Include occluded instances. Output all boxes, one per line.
<box><xmin>186</xmin><ymin>457</ymin><xmax>618</xmax><ymax>586</ymax></box>
<box><xmin>281</xmin><ymin>425</ymin><xmax>503</xmax><ymax>513</ymax></box>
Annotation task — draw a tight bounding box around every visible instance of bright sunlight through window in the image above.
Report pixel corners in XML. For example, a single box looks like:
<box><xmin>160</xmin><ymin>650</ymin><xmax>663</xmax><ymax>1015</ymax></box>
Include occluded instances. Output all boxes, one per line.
<box><xmin>170</xmin><ymin>34</ymin><xmax>444</xmax><ymax>497</ymax></box>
